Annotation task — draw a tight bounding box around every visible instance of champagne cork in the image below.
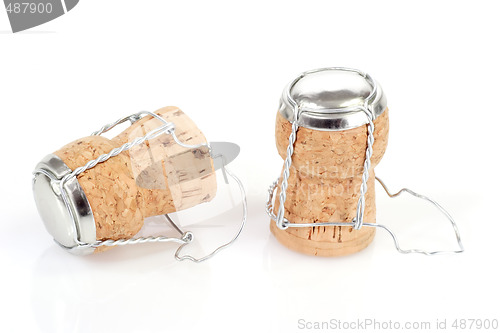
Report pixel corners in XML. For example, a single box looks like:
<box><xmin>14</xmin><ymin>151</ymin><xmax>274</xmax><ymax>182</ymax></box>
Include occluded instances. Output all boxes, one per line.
<box><xmin>33</xmin><ymin>106</ymin><xmax>216</xmax><ymax>254</ymax></box>
<box><xmin>270</xmin><ymin>68</ymin><xmax>389</xmax><ymax>256</ymax></box>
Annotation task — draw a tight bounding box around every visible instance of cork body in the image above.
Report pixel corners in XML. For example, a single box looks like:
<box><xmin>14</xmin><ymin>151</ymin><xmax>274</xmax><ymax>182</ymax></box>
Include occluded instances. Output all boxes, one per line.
<box><xmin>271</xmin><ymin>109</ymin><xmax>389</xmax><ymax>256</ymax></box>
<box><xmin>55</xmin><ymin>106</ymin><xmax>216</xmax><ymax>252</ymax></box>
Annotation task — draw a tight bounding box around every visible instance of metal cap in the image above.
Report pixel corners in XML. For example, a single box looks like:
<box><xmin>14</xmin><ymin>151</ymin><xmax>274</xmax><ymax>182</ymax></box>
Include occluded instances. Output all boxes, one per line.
<box><xmin>279</xmin><ymin>67</ymin><xmax>387</xmax><ymax>131</ymax></box>
<box><xmin>32</xmin><ymin>154</ymin><xmax>96</xmax><ymax>255</ymax></box>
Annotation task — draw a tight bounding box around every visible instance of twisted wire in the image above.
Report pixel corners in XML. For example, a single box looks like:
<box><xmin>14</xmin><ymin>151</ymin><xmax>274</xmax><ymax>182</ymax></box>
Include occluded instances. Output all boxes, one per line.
<box><xmin>91</xmin><ymin>111</ymin><xmax>169</xmax><ymax>136</ymax></box>
<box><xmin>354</xmin><ymin>108</ymin><xmax>375</xmax><ymax>229</ymax></box>
<box><xmin>265</xmin><ymin>178</ymin><xmax>279</xmax><ymax>218</ymax></box>
<box><xmin>68</xmin><ymin>122</ymin><xmax>174</xmax><ymax>180</ymax></box>
<box><xmin>90</xmin><ymin>234</ymin><xmax>190</xmax><ymax>248</ymax></box>
<box><xmin>91</xmin><ymin>113</ymin><xmax>142</xmax><ymax>136</ymax></box>
<box><xmin>276</xmin><ymin>120</ymin><xmax>299</xmax><ymax>229</ymax></box>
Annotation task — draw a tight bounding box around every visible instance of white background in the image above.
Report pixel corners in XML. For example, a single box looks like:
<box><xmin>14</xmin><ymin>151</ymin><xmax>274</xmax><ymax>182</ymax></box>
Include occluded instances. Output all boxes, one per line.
<box><xmin>1</xmin><ymin>1</ymin><xmax>499</xmax><ymax>332</ymax></box>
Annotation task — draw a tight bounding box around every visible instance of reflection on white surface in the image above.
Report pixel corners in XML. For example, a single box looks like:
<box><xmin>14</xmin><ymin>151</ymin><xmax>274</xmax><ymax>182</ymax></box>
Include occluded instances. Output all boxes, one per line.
<box><xmin>1</xmin><ymin>187</ymin><xmax>496</xmax><ymax>333</ymax></box>
<box><xmin>31</xmin><ymin>245</ymin><xmax>212</xmax><ymax>333</ymax></box>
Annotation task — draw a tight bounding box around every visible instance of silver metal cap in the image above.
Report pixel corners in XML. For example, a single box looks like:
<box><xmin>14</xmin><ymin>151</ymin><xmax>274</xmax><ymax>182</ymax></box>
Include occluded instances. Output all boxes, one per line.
<box><xmin>279</xmin><ymin>67</ymin><xmax>387</xmax><ymax>131</ymax></box>
<box><xmin>32</xmin><ymin>154</ymin><xmax>96</xmax><ymax>255</ymax></box>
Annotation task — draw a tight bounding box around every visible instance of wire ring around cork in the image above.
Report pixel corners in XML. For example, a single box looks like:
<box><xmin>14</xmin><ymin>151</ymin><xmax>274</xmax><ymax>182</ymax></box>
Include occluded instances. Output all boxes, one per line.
<box><xmin>33</xmin><ymin>110</ymin><xmax>247</xmax><ymax>262</ymax></box>
<box><xmin>266</xmin><ymin>67</ymin><xmax>464</xmax><ymax>255</ymax></box>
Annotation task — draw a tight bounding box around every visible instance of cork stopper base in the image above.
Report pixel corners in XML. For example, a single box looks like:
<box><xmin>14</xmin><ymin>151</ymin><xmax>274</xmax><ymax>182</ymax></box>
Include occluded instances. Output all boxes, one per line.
<box><xmin>271</xmin><ymin>109</ymin><xmax>389</xmax><ymax>257</ymax></box>
<box><xmin>270</xmin><ymin>221</ymin><xmax>376</xmax><ymax>256</ymax></box>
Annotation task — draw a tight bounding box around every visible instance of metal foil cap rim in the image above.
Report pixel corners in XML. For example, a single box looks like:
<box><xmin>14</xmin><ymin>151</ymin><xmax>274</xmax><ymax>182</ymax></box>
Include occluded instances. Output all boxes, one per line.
<box><xmin>32</xmin><ymin>154</ymin><xmax>96</xmax><ymax>255</ymax></box>
<box><xmin>279</xmin><ymin>67</ymin><xmax>388</xmax><ymax>131</ymax></box>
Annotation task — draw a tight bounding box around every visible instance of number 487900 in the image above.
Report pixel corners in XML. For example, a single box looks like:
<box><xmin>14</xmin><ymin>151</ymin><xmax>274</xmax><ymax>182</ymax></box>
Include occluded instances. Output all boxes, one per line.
<box><xmin>452</xmin><ymin>319</ymin><xmax>498</xmax><ymax>330</ymax></box>
<box><xmin>6</xmin><ymin>2</ymin><xmax>53</xmax><ymax>14</ymax></box>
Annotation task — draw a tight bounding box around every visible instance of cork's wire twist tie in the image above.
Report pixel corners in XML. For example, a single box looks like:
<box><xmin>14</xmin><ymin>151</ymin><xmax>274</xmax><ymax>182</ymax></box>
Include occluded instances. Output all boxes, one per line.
<box><xmin>40</xmin><ymin>111</ymin><xmax>247</xmax><ymax>262</ymax></box>
<box><xmin>268</xmin><ymin>67</ymin><xmax>464</xmax><ymax>255</ymax></box>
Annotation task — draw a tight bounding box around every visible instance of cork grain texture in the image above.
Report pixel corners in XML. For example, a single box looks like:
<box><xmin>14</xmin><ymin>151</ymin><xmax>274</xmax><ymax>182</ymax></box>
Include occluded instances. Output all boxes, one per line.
<box><xmin>271</xmin><ymin>109</ymin><xmax>389</xmax><ymax>256</ymax></box>
<box><xmin>55</xmin><ymin>107</ymin><xmax>216</xmax><ymax>253</ymax></box>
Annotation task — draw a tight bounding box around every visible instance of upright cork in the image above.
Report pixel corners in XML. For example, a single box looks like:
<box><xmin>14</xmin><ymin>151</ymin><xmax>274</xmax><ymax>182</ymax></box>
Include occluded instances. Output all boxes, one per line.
<box><xmin>271</xmin><ymin>68</ymin><xmax>389</xmax><ymax>256</ymax></box>
<box><xmin>33</xmin><ymin>106</ymin><xmax>216</xmax><ymax>255</ymax></box>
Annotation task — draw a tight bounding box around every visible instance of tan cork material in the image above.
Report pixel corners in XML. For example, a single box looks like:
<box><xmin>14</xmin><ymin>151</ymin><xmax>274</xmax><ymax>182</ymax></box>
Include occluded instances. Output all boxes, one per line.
<box><xmin>54</xmin><ymin>106</ymin><xmax>216</xmax><ymax>252</ymax></box>
<box><xmin>271</xmin><ymin>109</ymin><xmax>389</xmax><ymax>256</ymax></box>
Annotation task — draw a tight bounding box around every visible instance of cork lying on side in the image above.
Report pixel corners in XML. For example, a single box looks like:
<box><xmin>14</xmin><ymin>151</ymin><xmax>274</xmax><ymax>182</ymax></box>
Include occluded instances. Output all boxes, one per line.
<box><xmin>55</xmin><ymin>106</ymin><xmax>216</xmax><ymax>252</ymax></box>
